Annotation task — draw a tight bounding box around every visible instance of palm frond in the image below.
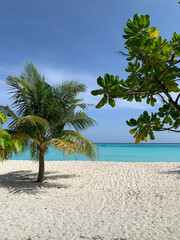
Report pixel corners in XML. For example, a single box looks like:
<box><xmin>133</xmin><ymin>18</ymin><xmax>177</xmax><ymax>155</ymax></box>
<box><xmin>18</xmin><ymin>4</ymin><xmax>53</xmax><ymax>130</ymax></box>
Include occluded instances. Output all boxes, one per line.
<box><xmin>45</xmin><ymin>98</ymin><xmax>65</xmax><ymax>120</ymax></box>
<box><xmin>76</xmin><ymin>103</ymin><xmax>94</xmax><ymax>110</ymax></box>
<box><xmin>6</xmin><ymin>76</ymin><xmax>32</xmax><ymax>115</ymax></box>
<box><xmin>58</xmin><ymin>80</ymin><xmax>87</xmax><ymax>95</ymax></box>
<box><xmin>51</xmin><ymin>130</ymin><xmax>98</xmax><ymax>160</ymax></box>
<box><xmin>0</xmin><ymin>105</ymin><xmax>17</xmax><ymax>120</ymax></box>
<box><xmin>7</xmin><ymin>62</ymin><xmax>51</xmax><ymax>117</ymax></box>
<box><xmin>22</xmin><ymin>62</ymin><xmax>40</xmax><ymax>82</ymax></box>
<box><xmin>65</xmin><ymin>111</ymin><xmax>97</xmax><ymax>131</ymax></box>
<box><xmin>10</xmin><ymin>115</ymin><xmax>49</xmax><ymax>130</ymax></box>
<box><xmin>52</xmin><ymin>81</ymin><xmax>87</xmax><ymax>106</ymax></box>
<box><xmin>30</xmin><ymin>144</ymin><xmax>40</xmax><ymax>161</ymax></box>
<box><xmin>66</xmin><ymin>98</ymin><xmax>94</xmax><ymax>110</ymax></box>
<box><xmin>51</xmin><ymin>139</ymin><xmax>79</xmax><ymax>158</ymax></box>
<box><xmin>12</xmin><ymin>133</ymin><xmax>30</xmax><ymax>151</ymax></box>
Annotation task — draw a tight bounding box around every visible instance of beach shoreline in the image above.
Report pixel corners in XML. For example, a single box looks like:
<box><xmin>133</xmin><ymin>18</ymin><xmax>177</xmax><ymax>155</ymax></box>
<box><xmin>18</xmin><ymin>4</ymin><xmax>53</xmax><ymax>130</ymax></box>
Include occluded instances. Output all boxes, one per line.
<box><xmin>0</xmin><ymin>160</ymin><xmax>180</xmax><ymax>240</ymax></box>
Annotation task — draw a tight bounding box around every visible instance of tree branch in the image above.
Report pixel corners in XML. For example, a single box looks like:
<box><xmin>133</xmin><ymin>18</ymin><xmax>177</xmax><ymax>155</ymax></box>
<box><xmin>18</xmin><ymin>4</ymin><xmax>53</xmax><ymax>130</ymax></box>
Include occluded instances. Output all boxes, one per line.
<box><xmin>175</xmin><ymin>93</ymin><xmax>180</xmax><ymax>104</ymax></box>
<box><xmin>116</xmin><ymin>51</ymin><xmax>130</xmax><ymax>56</ymax></box>
<box><xmin>159</xmin><ymin>55</ymin><xmax>175</xmax><ymax>79</ymax></box>
<box><xmin>137</xmin><ymin>54</ymin><xmax>175</xmax><ymax>64</ymax></box>
<box><xmin>158</xmin><ymin>94</ymin><xmax>168</xmax><ymax>104</ymax></box>
<box><xmin>137</xmin><ymin>81</ymin><xmax>157</xmax><ymax>91</ymax></box>
<box><xmin>152</xmin><ymin>55</ymin><xmax>180</xmax><ymax>113</ymax></box>
<box><xmin>158</xmin><ymin>128</ymin><xmax>180</xmax><ymax>133</ymax></box>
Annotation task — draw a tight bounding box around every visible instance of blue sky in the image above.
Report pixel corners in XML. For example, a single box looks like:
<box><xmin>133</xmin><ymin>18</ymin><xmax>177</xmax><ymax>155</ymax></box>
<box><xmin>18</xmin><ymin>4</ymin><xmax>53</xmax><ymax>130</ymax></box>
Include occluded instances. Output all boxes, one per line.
<box><xmin>0</xmin><ymin>0</ymin><xmax>180</xmax><ymax>143</ymax></box>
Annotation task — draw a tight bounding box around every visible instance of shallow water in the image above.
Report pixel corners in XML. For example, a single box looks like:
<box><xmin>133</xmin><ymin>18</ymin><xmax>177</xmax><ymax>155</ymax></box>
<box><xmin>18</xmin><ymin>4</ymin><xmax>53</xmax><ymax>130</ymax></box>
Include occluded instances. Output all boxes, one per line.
<box><xmin>10</xmin><ymin>144</ymin><xmax>180</xmax><ymax>162</ymax></box>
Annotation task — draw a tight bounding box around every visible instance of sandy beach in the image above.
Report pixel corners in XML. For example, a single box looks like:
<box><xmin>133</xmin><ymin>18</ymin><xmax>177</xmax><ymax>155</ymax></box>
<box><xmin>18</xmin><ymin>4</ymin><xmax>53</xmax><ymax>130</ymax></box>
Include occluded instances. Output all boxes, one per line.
<box><xmin>0</xmin><ymin>161</ymin><xmax>180</xmax><ymax>240</ymax></box>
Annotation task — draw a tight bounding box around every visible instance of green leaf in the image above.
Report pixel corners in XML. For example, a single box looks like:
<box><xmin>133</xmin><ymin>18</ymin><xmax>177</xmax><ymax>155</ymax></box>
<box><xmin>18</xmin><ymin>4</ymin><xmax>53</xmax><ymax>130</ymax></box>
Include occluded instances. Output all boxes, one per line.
<box><xmin>133</xmin><ymin>14</ymin><xmax>140</xmax><ymax>26</ymax></box>
<box><xmin>143</xmin><ymin>111</ymin><xmax>150</xmax><ymax>120</ymax></box>
<box><xmin>13</xmin><ymin>140</ymin><xmax>22</xmax><ymax>153</ymax></box>
<box><xmin>124</xmin><ymin>28</ymin><xmax>133</xmax><ymax>35</ymax></box>
<box><xmin>126</xmin><ymin>18</ymin><xmax>134</xmax><ymax>29</ymax></box>
<box><xmin>170</xmin><ymin>111</ymin><xmax>180</xmax><ymax>120</ymax></box>
<box><xmin>91</xmin><ymin>89</ymin><xmax>104</xmax><ymax>96</ymax></box>
<box><xmin>0</xmin><ymin>113</ymin><xmax>8</xmax><ymax>126</ymax></box>
<box><xmin>0</xmin><ymin>136</ymin><xmax>5</xmax><ymax>149</ymax></box>
<box><xmin>97</xmin><ymin>76</ymin><xmax>105</xmax><ymax>87</ymax></box>
<box><xmin>169</xmin><ymin>117</ymin><xmax>173</xmax><ymax>126</ymax></box>
<box><xmin>127</xmin><ymin>95</ymin><xmax>133</xmax><ymax>101</ymax></box>
<box><xmin>149</xmin><ymin>130</ymin><xmax>155</xmax><ymax>140</ymax></box>
<box><xmin>126</xmin><ymin>118</ymin><xmax>137</xmax><ymax>127</ymax></box>
<box><xmin>150</xmin><ymin>97</ymin><xmax>156</xmax><ymax>106</ymax></box>
<box><xmin>95</xmin><ymin>96</ymin><xmax>107</xmax><ymax>109</ymax></box>
<box><xmin>135</xmin><ymin>95</ymin><xmax>141</xmax><ymax>102</ymax></box>
<box><xmin>108</xmin><ymin>97</ymin><xmax>115</xmax><ymax>107</ymax></box>
<box><xmin>144</xmin><ymin>15</ymin><xmax>150</xmax><ymax>28</ymax></box>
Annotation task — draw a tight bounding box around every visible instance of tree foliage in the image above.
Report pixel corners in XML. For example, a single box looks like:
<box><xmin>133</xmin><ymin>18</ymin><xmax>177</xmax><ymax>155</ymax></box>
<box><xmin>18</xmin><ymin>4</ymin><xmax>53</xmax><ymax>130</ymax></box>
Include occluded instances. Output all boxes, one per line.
<box><xmin>0</xmin><ymin>113</ymin><xmax>22</xmax><ymax>160</ymax></box>
<box><xmin>92</xmin><ymin>14</ymin><xmax>180</xmax><ymax>143</ymax></box>
<box><xmin>0</xmin><ymin>62</ymin><xmax>97</xmax><ymax>181</ymax></box>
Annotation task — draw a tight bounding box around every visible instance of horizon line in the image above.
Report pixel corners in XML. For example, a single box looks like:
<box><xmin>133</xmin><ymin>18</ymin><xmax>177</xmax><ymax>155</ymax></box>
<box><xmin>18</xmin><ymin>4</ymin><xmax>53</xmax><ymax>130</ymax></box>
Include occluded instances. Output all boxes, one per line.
<box><xmin>95</xmin><ymin>143</ymin><xmax>180</xmax><ymax>144</ymax></box>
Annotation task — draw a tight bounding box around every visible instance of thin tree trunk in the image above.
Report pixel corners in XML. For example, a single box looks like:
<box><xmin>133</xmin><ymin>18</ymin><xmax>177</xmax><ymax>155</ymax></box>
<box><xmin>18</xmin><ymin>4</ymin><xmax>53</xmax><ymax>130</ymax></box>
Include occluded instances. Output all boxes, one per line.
<box><xmin>37</xmin><ymin>149</ymin><xmax>45</xmax><ymax>182</ymax></box>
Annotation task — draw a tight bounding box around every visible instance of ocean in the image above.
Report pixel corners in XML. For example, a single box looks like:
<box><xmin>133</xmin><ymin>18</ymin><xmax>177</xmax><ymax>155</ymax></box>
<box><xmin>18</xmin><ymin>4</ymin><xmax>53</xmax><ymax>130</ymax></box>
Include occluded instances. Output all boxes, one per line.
<box><xmin>10</xmin><ymin>143</ymin><xmax>180</xmax><ymax>162</ymax></box>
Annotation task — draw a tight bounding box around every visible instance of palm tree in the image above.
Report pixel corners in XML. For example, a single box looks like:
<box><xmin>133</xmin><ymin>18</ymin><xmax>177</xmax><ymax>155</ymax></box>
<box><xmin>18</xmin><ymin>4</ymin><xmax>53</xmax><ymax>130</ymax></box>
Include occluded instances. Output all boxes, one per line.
<box><xmin>0</xmin><ymin>62</ymin><xmax>98</xmax><ymax>182</ymax></box>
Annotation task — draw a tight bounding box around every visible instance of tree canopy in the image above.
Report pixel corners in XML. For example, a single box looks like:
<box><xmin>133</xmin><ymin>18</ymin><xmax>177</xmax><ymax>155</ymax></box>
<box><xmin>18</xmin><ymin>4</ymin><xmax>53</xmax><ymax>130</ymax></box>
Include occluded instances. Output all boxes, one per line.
<box><xmin>92</xmin><ymin>14</ymin><xmax>180</xmax><ymax>143</ymax></box>
<box><xmin>0</xmin><ymin>113</ymin><xmax>22</xmax><ymax>160</ymax></box>
<box><xmin>0</xmin><ymin>62</ymin><xmax>97</xmax><ymax>181</ymax></box>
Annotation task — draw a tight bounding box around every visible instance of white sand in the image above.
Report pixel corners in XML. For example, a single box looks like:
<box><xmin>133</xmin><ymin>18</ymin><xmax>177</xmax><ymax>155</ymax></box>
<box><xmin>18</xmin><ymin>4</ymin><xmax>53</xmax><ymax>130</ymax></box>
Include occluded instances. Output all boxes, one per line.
<box><xmin>0</xmin><ymin>161</ymin><xmax>180</xmax><ymax>240</ymax></box>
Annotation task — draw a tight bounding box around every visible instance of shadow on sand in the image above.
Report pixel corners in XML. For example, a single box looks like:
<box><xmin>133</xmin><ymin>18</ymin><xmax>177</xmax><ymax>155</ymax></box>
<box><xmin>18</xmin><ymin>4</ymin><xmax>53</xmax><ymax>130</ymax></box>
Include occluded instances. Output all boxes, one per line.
<box><xmin>160</xmin><ymin>166</ymin><xmax>180</xmax><ymax>179</ymax></box>
<box><xmin>0</xmin><ymin>170</ymin><xmax>78</xmax><ymax>194</ymax></box>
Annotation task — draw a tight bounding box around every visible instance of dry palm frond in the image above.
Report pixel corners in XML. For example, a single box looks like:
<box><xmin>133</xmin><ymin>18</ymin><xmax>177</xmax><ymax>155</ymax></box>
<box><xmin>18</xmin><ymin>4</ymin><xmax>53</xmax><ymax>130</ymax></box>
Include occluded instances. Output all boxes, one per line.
<box><xmin>51</xmin><ymin>130</ymin><xmax>98</xmax><ymax>160</ymax></box>
<box><xmin>51</xmin><ymin>139</ymin><xmax>79</xmax><ymax>158</ymax></box>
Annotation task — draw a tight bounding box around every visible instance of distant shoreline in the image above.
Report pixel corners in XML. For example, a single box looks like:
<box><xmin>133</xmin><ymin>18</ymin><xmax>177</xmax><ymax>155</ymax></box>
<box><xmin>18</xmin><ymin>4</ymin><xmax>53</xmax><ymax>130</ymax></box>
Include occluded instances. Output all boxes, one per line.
<box><xmin>9</xmin><ymin>143</ymin><xmax>180</xmax><ymax>162</ymax></box>
<box><xmin>95</xmin><ymin>142</ymin><xmax>180</xmax><ymax>144</ymax></box>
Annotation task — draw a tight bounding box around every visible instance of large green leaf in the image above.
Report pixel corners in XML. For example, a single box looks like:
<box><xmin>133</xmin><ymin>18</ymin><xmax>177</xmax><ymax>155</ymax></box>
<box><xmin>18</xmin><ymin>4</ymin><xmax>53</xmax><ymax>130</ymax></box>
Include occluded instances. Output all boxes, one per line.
<box><xmin>13</xmin><ymin>140</ymin><xmax>22</xmax><ymax>153</ymax></box>
<box><xmin>97</xmin><ymin>76</ymin><xmax>106</xmax><ymax>87</ymax></box>
<box><xmin>95</xmin><ymin>96</ymin><xmax>107</xmax><ymax>108</ymax></box>
<box><xmin>0</xmin><ymin>113</ymin><xmax>8</xmax><ymax>126</ymax></box>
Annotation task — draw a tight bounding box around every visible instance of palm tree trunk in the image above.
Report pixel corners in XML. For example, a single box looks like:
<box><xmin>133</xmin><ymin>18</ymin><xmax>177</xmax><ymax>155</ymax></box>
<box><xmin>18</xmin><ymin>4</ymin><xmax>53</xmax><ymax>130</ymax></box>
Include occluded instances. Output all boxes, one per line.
<box><xmin>37</xmin><ymin>149</ymin><xmax>45</xmax><ymax>182</ymax></box>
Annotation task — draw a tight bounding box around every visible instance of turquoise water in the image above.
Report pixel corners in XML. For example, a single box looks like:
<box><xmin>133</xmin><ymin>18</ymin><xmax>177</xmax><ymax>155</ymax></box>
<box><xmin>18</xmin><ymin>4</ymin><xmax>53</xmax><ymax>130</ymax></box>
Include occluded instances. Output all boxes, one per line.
<box><xmin>10</xmin><ymin>144</ymin><xmax>180</xmax><ymax>162</ymax></box>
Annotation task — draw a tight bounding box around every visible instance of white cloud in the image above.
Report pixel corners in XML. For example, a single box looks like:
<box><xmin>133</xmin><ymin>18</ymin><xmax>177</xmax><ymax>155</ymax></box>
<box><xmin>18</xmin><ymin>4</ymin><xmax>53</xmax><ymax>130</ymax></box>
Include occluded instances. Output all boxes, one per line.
<box><xmin>39</xmin><ymin>66</ymin><xmax>160</xmax><ymax>110</ymax></box>
<box><xmin>0</xmin><ymin>63</ymin><xmax>170</xmax><ymax>110</ymax></box>
<box><xmin>41</xmin><ymin>66</ymin><xmax>95</xmax><ymax>87</ymax></box>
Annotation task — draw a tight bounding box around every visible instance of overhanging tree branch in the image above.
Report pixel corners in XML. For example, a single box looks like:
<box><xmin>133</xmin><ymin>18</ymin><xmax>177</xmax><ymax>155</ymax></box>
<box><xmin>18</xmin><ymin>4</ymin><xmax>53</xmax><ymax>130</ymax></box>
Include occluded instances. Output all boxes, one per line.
<box><xmin>92</xmin><ymin>13</ymin><xmax>180</xmax><ymax>143</ymax></box>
